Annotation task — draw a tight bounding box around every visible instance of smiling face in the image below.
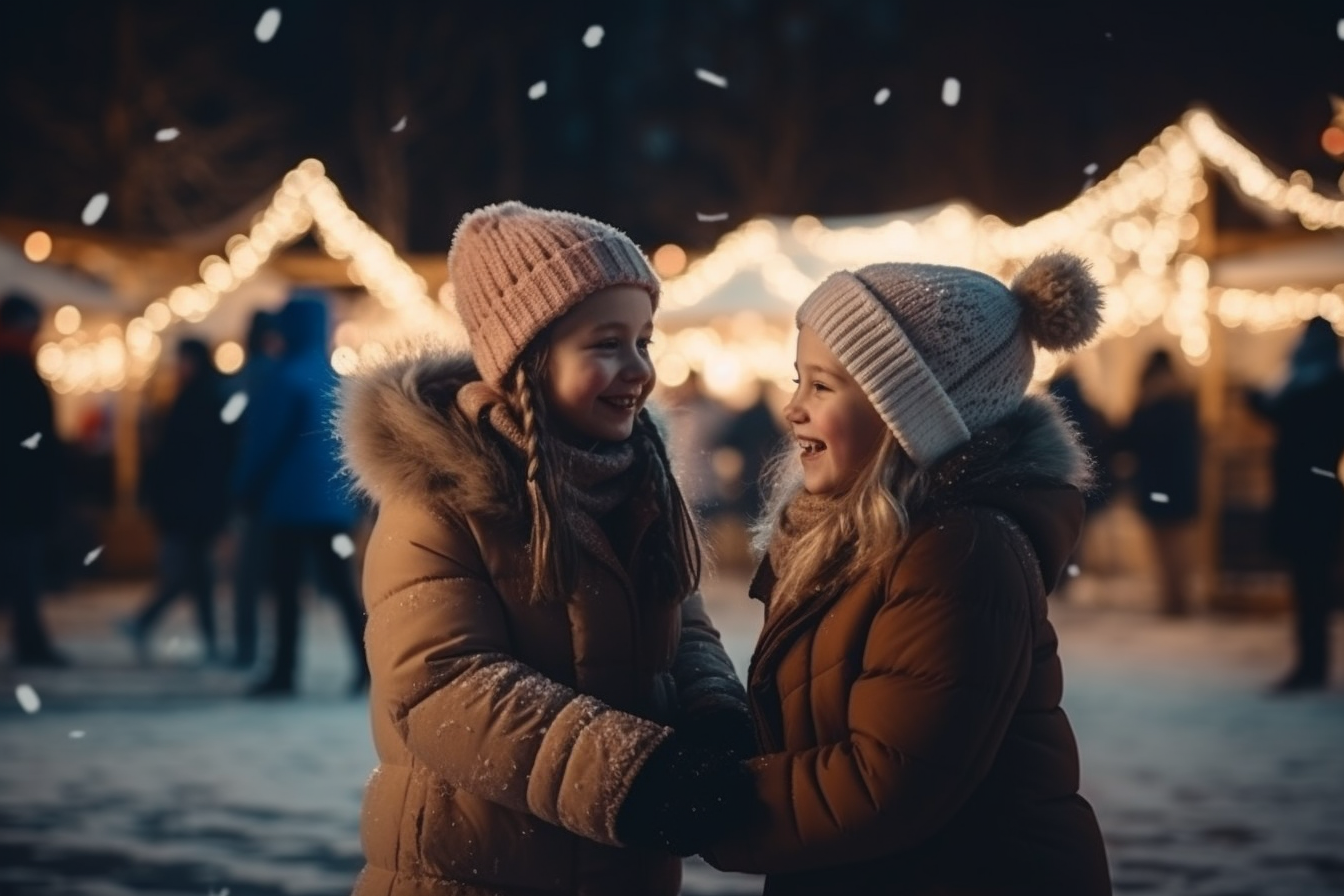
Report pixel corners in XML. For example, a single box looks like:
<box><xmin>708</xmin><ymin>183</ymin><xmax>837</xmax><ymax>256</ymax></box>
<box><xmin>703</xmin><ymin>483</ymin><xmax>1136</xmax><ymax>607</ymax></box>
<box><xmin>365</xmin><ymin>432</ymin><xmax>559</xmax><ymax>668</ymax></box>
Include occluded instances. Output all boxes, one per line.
<box><xmin>541</xmin><ymin>285</ymin><xmax>656</xmax><ymax>444</ymax></box>
<box><xmin>784</xmin><ymin>325</ymin><xmax>889</xmax><ymax>495</ymax></box>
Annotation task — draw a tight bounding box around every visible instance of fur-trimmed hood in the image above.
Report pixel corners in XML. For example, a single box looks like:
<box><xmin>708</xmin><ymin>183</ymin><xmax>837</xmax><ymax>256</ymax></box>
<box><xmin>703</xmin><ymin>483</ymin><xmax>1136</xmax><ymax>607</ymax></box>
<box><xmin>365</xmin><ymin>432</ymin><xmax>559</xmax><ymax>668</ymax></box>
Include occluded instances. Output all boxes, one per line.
<box><xmin>336</xmin><ymin>346</ymin><xmax>516</xmax><ymax>514</ymax></box>
<box><xmin>920</xmin><ymin>391</ymin><xmax>1093</xmax><ymax>512</ymax></box>
<box><xmin>336</xmin><ymin>344</ymin><xmax>683</xmax><ymax>518</ymax></box>
<box><xmin>915</xmin><ymin>392</ymin><xmax>1093</xmax><ymax>594</ymax></box>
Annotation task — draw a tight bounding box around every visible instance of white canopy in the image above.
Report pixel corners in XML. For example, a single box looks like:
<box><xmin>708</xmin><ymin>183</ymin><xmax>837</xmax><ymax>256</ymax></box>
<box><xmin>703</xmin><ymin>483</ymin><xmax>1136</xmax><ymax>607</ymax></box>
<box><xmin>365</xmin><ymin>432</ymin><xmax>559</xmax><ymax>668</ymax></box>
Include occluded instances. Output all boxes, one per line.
<box><xmin>0</xmin><ymin>238</ymin><xmax>124</xmax><ymax>310</ymax></box>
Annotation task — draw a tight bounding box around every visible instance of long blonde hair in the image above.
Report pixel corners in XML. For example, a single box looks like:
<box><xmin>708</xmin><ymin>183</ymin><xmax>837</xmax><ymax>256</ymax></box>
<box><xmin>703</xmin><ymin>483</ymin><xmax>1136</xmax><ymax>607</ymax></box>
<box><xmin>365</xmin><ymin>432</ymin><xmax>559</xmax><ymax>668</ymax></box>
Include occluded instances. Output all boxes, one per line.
<box><xmin>752</xmin><ymin>430</ymin><xmax>930</xmax><ymax>602</ymax></box>
<box><xmin>502</xmin><ymin>348</ymin><xmax>701</xmax><ymax>605</ymax></box>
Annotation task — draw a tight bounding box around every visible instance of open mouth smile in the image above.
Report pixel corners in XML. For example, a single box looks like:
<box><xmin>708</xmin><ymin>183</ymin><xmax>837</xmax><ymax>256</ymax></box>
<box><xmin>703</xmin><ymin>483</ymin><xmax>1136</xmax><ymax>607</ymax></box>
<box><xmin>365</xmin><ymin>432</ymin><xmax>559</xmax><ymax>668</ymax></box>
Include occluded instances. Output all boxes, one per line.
<box><xmin>798</xmin><ymin>437</ymin><xmax>826</xmax><ymax>457</ymax></box>
<box><xmin>600</xmin><ymin>395</ymin><xmax>640</xmax><ymax>411</ymax></box>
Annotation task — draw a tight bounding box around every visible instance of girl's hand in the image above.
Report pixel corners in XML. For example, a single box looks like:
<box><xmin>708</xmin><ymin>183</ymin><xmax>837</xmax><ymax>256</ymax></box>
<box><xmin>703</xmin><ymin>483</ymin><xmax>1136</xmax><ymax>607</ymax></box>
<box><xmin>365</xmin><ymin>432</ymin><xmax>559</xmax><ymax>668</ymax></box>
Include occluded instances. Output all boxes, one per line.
<box><xmin>679</xmin><ymin>707</ymin><xmax>757</xmax><ymax>761</ymax></box>
<box><xmin>615</xmin><ymin>737</ymin><xmax>759</xmax><ymax>856</ymax></box>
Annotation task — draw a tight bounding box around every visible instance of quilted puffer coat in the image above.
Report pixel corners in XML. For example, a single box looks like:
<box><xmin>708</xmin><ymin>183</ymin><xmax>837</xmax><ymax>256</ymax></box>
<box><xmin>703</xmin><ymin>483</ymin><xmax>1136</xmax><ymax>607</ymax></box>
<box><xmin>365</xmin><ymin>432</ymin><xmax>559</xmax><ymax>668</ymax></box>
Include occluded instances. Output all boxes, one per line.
<box><xmin>338</xmin><ymin>351</ymin><xmax>747</xmax><ymax>896</ymax></box>
<box><xmin>707</xmin><ymin>396</ymin><xmax>1113</xmax><ymax>896</ymax></box>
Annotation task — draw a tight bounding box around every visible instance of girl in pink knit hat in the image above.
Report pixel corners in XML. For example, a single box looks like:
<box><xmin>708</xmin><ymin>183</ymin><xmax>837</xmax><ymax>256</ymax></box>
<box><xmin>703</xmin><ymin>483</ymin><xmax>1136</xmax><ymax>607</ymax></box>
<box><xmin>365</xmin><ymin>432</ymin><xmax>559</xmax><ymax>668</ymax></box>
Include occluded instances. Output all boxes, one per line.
<box><xmin>703</xmin><ymin>253</ymin><xmax>1114</xmax><ymax>895</ymax></box>
<box><xmin>337</xmin><ymin>202</ymin><xmax>755</xmax><ymax>896</ymax></box>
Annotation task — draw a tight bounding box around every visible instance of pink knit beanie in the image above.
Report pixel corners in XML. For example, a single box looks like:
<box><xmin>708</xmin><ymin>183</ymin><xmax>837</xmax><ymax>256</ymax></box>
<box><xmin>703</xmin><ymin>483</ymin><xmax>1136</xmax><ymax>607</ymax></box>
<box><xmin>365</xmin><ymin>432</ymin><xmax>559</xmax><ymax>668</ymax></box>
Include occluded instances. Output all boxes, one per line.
<box><xmin>447</xmin><ymin>201</ymin><xmax>660</xmax><ymax>387</ymax></box>
<box><xmin>796</xmin><ymin>253</ymin><xmax>1104</xmax><ymax>468</ymax></box>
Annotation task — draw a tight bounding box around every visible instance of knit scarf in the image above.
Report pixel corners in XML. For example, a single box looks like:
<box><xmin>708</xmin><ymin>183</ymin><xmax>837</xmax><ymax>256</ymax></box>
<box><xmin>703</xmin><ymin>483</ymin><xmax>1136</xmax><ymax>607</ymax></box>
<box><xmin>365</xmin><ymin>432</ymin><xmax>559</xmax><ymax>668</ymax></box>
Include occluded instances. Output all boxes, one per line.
<box><xmin>457</xmin><ymin>381</ymin><xmax>642</xmax><ymax>588</ymax></box>
<box><xmin>763</xmin><ymin>490</ymin><xmax>846</xmax><ymax>622</ymax></box>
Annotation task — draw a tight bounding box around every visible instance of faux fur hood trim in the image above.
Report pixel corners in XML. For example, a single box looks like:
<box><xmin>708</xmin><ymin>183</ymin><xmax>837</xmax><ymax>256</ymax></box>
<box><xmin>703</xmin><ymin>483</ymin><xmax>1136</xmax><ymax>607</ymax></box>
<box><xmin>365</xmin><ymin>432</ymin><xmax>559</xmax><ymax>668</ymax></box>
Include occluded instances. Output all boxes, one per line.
<box><xmin>918</xmin><ymin>391</ymin><xmax>1094</xmax><ymax>513</ymax></box>
<box><xmin>335</xmin><ymin>345</ymin><xmax>518</xmax><ymax>514</ymax></box>
<box><xmin>335</xmin><ymin>344</ymin><xmax>678</xmax><ymax>515</ymax></box>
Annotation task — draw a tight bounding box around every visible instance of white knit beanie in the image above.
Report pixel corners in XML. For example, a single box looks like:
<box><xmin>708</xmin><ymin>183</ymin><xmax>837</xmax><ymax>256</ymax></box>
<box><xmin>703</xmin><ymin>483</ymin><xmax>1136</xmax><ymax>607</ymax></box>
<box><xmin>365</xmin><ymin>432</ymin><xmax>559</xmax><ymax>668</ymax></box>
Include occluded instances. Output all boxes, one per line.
<box><xmin>447</xmin><ymin>201</ymin><xmax>660</xmax><ymax>387</ymax></box>
<box><xmin>796</xmin><ymin>253</ymin><xmax>1103</xmax><ymax>468</ymax></box>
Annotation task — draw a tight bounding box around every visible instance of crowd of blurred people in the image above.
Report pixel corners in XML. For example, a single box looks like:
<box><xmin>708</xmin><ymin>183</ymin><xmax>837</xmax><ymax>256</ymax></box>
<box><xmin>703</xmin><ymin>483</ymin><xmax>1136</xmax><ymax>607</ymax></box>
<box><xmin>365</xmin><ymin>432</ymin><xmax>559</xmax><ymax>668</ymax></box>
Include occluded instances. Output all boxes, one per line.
<box><xmin>1</xmin><ymin>287</ymin><xmax>369</xmax><ymax>697</ymax></box>
<box><xmin>2</xmin><ymin>284</ymin><xmax>1342</xmax><ymax>694</ymax></box>
<box><xmin>1044</xmin><ymin>321</ymin><xmax>1344</xmax><ymax>692</ymax></box>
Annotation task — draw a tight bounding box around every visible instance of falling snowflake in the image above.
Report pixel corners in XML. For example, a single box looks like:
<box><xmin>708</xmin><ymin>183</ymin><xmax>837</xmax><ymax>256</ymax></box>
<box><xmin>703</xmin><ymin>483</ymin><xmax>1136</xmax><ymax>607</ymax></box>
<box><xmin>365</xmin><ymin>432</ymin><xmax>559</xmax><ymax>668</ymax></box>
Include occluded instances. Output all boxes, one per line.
<box><xmin>331</xmin><ymin>533</ymin><xmax>356</xmax><ymax>558</ymax></box>
<box><xmin>15</xmin><ymin>684</ymin><xmax>40</xmax><ymax>714</ymax></box>
<box><xmin>208</xmin><ymin>888</ymin><xmax>231</xmax><ymax>896</ymax></box>
<box><xmin>874</xmin><ymin>87</ymin><xmax>890</xmax><ymax>105</ymax></box>
<box><xmin>255</xmin><ymin>8</ymin><xmax>282</xmax><ymax>43</ymax></box>
<box><xmin>163</xmin><ymin>636</ymin><xmax>190</xmax><ymax>659</ymax></box>
<box><xmin>21</xmin><ymin>432</ymin><xmax>41</xmax><ymax>449</ymax></box>
<box><xmin>695</xmin><ymin>68</ymin><xmax>728</xmax><ymax>88</ymax></box>
<box><xmin>941</xmin><ymin>77</ymin><xmax>961</xmax><ymax>107</ymax></box>
<box><xmin>1080</xmin><ymin>161</ymin><xmax>1099</xmax><ymax>193</ymax></box>
<box><xmin>1067</xmin><ymin>564</ymin><xmax>1081</xmax><ymax>578</ymax></box>
<box><xmin>1149</xmin><ymin>492</ymin><xmax>1169</xmax><ymax>504</ymax></box>
<box><xmin>391</xmin><ymin>116</ymin><xmax>407</xmax><ymax>133</ymax></box>
<box><xmin>69</xmin><ymin>730</ymin><xmax>86</xmax><ymax>739</ymax></box>
<box><xmin>696</xmin><ymin>212</ymin><xmax>728</xmax><ymax>222</ymax></box>
<box><xmin>155</xmin><ymin>127</ymin><xmax>180</xmax><ymax>142</ymax></box>
<box><xmin>220</xmin><ymin>392</ymin><xmax>249</xmax><ymax>424</ymax></box>
<box><xmin>527</xmin><ymin>81</ymin><xmax>548</xmax><ymax>100</ymax></box>
<box><xmin>1310</xmin><ymin>466</ymin><xmax>1337</xmax><ymax>479</ymax></box>
<box><xmin>582</xmin><ymin>25</ymin><xmax>604</xmax><ymax>48</ymax></box>
<box><xmin>81</xmin><ymin>193</ymin><xmax>109</xmax><ymax>225</ymax></box>
<box><xmin>1338</xmin><ymin>19</ymin><xmax>1343</xmax><ymax>40</ymax></box>
<box><xmin>83</xmin><ymin>546</ymin><xmax>103</xmax><ymax>566</ymax></box>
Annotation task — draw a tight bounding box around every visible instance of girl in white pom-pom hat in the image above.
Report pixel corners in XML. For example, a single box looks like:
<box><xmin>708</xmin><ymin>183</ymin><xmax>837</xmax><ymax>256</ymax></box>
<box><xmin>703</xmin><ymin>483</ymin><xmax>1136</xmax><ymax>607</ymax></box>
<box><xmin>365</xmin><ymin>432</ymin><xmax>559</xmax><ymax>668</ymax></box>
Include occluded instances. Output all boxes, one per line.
<box><xmin>703</xmin><ymin>253</ymin><xmax>1114</xmax><ymax>895</ymax></box>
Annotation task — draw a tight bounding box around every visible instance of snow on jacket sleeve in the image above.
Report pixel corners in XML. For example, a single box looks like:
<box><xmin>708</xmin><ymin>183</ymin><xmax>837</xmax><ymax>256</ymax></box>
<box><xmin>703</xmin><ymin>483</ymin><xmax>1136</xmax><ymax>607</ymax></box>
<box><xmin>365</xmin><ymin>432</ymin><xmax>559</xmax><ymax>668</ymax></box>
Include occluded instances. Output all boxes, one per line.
<box><xmin>707</xmin><ymin>510</ymin><xmax>1035</xmax><ymax>872</ymax></box>
<box><xmin>672</xmin><ymin>591</ymin><xmax>750</xmax><ymax>718</ymax></box>
<box><xmin>362</xmin><ymin>496</ymin><xmax>672</xmax><ymax>848</ymax></box>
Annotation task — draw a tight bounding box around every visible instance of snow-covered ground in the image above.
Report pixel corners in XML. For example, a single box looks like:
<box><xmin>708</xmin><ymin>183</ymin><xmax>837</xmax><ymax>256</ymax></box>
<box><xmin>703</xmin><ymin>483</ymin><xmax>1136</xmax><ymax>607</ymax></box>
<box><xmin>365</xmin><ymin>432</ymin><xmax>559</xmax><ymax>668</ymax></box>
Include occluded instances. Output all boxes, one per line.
<box><xmin>2</xmin><ymin>574</ymin><xmax>1342</xmax><ymax>895</ymax></box>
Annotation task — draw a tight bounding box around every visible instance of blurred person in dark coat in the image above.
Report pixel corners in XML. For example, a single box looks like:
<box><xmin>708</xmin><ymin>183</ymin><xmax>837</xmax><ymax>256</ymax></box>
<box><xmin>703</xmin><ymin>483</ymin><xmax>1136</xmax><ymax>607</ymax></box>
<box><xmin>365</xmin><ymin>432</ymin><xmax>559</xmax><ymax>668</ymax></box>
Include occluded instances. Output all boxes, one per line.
<box><xmin>1047</xmin><ymin>364</ymin><xmax>1114</xmax><ymax>597</ymax></box>
<box><xmin>1247</xmin><ymin>316</ymin><xmax>1344</xmax><ymax>692</ymax></box>
<box><xmin>1113</xmin><ymin>348</ymin><xmax>1202</xmax><ymax>616</ymax></box>
<box><xmin>716</xmin><ymin>382</ymin><xmax>785</xmax><ymax>523</ymax></box>
<box><xmin>232</xmin><ymin>290</ymin><xmax>367</xmax><ymax>696</ymax></box>
<box><xmin>663</xmin><ymin>369</ymin><xmax>731</xmax><ymax>522</ymax></box>
<box><xmin>227</xmin><ymin>309</ymin><xmax>284</xmax><ymax>669</ymax></box>
<box><xmin>1048</xmin><ymin>364</ymin><xmax>1113</xmax><ymax>513</ymax></box>
<box><xmin>123</xmin><ymin>338</ymin><xmax>235</xmax><ymax>663</ymax></box>
<box><xmin>0</xmin><ymin>291</ymin><xmax>67</xmax><ymax>667</ymax></box>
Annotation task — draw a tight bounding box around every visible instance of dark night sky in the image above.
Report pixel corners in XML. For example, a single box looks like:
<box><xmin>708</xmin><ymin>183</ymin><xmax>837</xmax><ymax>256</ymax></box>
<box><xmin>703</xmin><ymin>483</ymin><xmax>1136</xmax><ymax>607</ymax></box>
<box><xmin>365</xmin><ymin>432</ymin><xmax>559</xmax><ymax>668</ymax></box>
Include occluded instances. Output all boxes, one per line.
<box><xmin>1</xmin><ymin>1</ymin><xmax>1341</xmax><ymax>253</ymax></box>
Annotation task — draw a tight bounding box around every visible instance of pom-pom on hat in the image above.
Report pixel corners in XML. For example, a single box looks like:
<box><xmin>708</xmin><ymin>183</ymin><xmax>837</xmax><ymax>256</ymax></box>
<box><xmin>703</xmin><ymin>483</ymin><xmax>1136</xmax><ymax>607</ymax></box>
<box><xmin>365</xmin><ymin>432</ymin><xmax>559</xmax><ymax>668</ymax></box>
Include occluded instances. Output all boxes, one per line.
<box><xmin>447</xmin><ymin>201</ymin><xmax>660</xmax><ymax>387</ymax></box>
<box><xmin>796</xmin><ymin>252</ymin><xmax>1103</xmax><ymax>468</ymax></box>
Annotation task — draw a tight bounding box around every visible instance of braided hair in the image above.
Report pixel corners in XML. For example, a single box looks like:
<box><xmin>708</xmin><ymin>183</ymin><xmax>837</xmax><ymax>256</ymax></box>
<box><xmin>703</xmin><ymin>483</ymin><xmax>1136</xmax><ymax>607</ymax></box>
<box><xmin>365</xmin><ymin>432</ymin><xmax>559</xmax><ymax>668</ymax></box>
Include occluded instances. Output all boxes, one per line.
<box><xmin>502</xmin><ymin>350</ymin><xmax>702</xmax><ymax>605</ymax></box>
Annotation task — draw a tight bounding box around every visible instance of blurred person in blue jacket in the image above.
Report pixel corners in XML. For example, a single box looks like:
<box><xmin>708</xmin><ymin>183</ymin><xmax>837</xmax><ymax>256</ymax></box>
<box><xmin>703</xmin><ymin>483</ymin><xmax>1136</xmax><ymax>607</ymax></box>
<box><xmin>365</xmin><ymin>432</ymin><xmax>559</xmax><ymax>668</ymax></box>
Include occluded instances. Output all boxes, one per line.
<box><xmin>227</xmin><ymin>309</ymin><xmax>284</xmax><ymax>669</ymax></box>
<box><xmin>232</xmin><ymin>290</ymin><xmax>368</xmax><ymax>696</ymax></box>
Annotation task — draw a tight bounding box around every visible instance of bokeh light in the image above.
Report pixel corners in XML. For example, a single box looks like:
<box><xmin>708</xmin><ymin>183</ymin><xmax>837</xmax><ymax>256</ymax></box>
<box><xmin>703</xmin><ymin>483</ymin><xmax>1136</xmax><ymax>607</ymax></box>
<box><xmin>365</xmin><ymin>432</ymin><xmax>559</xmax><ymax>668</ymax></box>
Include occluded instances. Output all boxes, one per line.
<box><xmin>53</xmin><ymin>305</ymin><xmax>81</xmax><ymax>335</ymax></box>
<box><xmin>23</xmin><ymin>230</ymin><xmax>52</xmax><ymax>262</ymax></box>
<box><xmin>214</xmin><ymin>340</ymin><xmax>245</xmax><ymax>374</ymax></box>
<box><xmin>653</xmin><ymin>243</ymin><xmax>688</xmax><ymax>277</ymax></box>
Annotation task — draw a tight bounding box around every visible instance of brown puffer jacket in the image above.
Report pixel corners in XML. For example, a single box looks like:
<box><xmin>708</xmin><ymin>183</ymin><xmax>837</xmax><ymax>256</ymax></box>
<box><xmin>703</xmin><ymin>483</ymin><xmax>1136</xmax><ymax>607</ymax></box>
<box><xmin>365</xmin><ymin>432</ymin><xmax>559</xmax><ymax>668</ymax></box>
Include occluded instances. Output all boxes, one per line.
<box><xmin>337</xmin><ymin>351</ymin><xmax>748</xmax><ymax>896</ymax></box>
<box><xmin>707</xmin><ymin>396</ymin><xmax>1113</xmax><ymax>895</ymax></box>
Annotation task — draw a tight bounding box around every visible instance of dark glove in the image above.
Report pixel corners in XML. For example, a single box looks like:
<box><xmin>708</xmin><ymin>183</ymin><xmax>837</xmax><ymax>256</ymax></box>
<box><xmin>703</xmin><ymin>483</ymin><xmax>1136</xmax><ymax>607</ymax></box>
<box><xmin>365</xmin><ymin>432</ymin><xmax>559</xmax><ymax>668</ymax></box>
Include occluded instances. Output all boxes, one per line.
<box><xmin>615</xmin><ymin>736</ymin><xmax>757</xmax><ymax>856</ymax></box>
<box><xmin>679</xmin><ymin>706</ymin><xmax>757</xmax><ymax>761</ymax></box>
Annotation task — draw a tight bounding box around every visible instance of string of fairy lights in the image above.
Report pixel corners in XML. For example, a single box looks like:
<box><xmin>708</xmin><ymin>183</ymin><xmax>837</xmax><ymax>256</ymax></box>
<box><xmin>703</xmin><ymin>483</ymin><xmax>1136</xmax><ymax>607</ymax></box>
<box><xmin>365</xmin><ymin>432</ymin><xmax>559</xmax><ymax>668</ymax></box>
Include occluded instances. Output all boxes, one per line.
<box><xmin>653</xmin><ymin>109</ymin><xmax>1344</xmax><ymax>395</ymax></box>
<box><xmin>33</xmin><ymin>160</ymin><xmax>444</xmax><ymax>394</ymax></box>
<box><xmin>27</xmin><ymin>108</ymin><xmax>1344</xmax><ymax>397</ymax></box>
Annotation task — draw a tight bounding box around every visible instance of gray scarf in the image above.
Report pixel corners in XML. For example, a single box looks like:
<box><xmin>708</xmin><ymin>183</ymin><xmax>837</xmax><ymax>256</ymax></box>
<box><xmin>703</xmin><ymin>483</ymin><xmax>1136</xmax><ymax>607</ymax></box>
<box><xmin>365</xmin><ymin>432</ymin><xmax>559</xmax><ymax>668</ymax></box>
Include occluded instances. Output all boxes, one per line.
<box><xmin>457</xmin><ymin>381</ymin><xmax>641</xmax><ymax>583</ymax></box>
